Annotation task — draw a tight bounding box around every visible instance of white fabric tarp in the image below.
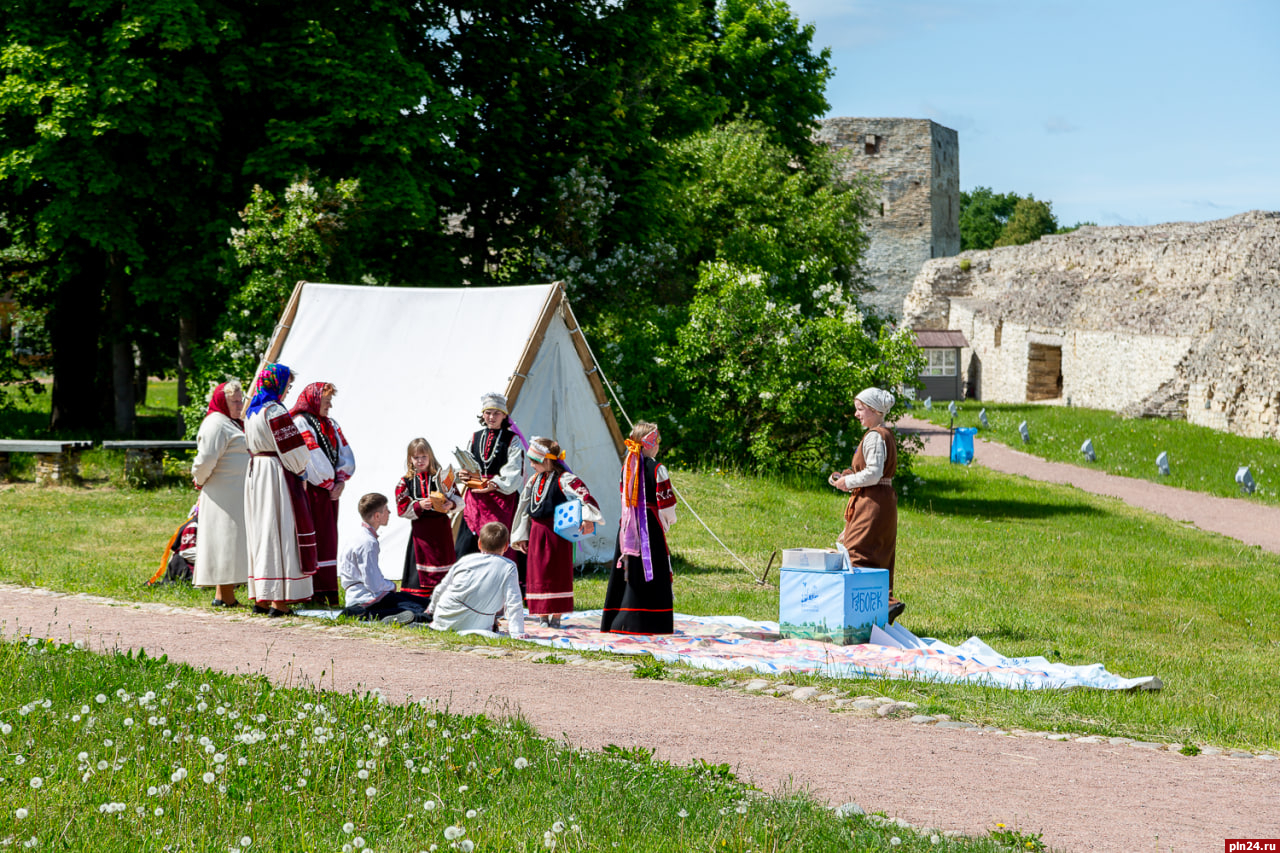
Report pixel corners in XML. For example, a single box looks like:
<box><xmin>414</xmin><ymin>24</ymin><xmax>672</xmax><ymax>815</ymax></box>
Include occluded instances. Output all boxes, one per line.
<box><xmin>272</xmin><ymin>282</ymin><xmax>622</xmax><ymax>578</ymax></box>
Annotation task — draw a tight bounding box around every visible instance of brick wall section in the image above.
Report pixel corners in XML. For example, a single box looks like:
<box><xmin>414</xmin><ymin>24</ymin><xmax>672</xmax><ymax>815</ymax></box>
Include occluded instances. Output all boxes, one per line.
<box><xmin>902</xmin><ymin>210</ymin><xmax>1280</xmax><ymax>438</ymax></box>
<box><xmin>815</xmin><ymin>118</ymin><xmax>959</xmax><ymax>318</ymax></box>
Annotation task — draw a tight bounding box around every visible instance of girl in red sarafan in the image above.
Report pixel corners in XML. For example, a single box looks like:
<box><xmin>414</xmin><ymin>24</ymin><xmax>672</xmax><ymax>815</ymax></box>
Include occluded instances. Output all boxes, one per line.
<box><xmin>395</xmin><ymin>437</ymin><xmax>462</xmax><ymax>604</ymax></box>
<box><xmin>455</xmin><ymin>392</ymin><xmax>525</xmax><ymax>561</ymax></box>
<box><xmin>511</xmin><ymin>437</ymin><xmax>603</xmax><ymax>627</ymax></box>
<box><xmin>290</xmin><ymin>381</ymin><xmax>356</xmax><ymax>606</ymax></box>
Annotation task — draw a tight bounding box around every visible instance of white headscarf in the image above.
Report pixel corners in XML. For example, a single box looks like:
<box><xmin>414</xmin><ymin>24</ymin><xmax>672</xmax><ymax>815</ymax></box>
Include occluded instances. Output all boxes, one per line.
<box><xmin>855</xmin><ymin>387</ymin><xmax>895</xmax><ymax>414</ymax></box>
<box><xmin>479</xmin><ymin>392</ymin><xmax>509</xmax><ymax>414</ymax></box>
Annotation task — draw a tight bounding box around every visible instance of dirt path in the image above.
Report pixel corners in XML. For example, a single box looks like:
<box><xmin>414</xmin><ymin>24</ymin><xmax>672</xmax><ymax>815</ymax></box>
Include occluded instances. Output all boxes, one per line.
<box><xmin>899</xmin><ymin>415</ymin><xmax>1280</xmax><ymax>554</ymax></box>
<box><xmin>3</xmin><ymin>586</ymin><xmax>1278</xmax><ymax>853</ymax></box>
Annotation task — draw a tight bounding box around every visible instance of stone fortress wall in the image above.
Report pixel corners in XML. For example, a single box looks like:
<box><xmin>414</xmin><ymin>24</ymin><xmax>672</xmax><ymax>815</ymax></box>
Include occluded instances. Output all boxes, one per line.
<box><xmin>902</xmin><ymin>210</ymin><xmax>1280</xmax><ymax>438</ymax></box>
<box><xmin>816</xmin><ymin>118</ymin><xmax>959</xmax><ymax>318</ymax></box>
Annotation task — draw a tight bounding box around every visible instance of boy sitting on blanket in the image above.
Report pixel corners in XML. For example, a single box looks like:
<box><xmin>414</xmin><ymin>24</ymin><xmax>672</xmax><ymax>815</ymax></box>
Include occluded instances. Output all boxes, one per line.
<box><xmin>339</xmin><ymin>493</ymin><xmax>428</xmax><ymax>623</ymax></box>
<box><xmin>428</xmin><ymin>522</ymin><xmax>526</xmax><ymax>637</ymax></box>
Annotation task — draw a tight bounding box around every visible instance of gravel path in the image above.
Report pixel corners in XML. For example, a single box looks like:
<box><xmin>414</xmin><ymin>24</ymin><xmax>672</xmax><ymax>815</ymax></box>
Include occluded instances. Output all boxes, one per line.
<box><xmin>3</xmin><ymin>586</ymin><xmax>1279</xmax><ymax>852</ymax></box>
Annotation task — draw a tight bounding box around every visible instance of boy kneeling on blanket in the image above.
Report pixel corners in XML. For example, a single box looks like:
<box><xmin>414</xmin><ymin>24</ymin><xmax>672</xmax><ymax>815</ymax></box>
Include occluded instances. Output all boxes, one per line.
<box><xmin>428</xmin><ymin>522</ymin><xmax>526</xmax><ymax>637</ymax></box>
<box><xmin>340</xmin><ymin>493</ymin><xmax>429</xmax><ymax>624</ymax></box>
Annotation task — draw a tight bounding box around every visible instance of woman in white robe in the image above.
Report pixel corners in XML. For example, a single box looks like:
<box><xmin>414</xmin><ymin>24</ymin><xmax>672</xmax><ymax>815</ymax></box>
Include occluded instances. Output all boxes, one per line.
<box><xmin>191</xmin><ymin>380</ymin><xmax>249</xmax><ymax>607</ymax></box>
<box><xmin>243</xmin><ymin>363</ymin><xmax>315</xmax><ymax>614</ymax></box>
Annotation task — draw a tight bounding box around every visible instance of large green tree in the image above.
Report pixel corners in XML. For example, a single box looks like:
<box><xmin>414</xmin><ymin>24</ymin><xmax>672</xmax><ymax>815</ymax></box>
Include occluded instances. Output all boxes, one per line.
<box><xmin>0</xmin><ymin>0</ymin><xmax>457</xmax><ymax>431</ymax></box>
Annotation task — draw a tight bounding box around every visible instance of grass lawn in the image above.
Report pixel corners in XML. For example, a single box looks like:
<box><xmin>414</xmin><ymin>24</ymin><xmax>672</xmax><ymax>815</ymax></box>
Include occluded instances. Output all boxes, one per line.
<box><xmin>3</xmin><ymin>455</ymin><xmax>1278</xmax><ymax>752</ymax></box>
<box><xmin>0</xmin><ymin>378</ymin><xmax>184</xmax><ymax>443</ymax></box>
<box><xmin>911</xmin><ymin>400</ymin><xmax>1280</xmax><ymax>505</ymax></box>
<box><xmin>3</xmin><ymin>638</ymin><xmax>1018</xmax><ymax>853</ymax></box>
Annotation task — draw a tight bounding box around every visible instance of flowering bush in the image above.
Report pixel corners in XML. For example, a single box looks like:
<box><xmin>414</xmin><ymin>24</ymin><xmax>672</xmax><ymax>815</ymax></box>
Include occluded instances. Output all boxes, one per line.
<box><xmin>181</xmin><ymin>177</ymin><xmax>363</xmax><ymax>436</ymax></box>
<box><xmin>667</xmin><ymin>261</ymin><xmax>924</xmax><ymax>473</ymax></box>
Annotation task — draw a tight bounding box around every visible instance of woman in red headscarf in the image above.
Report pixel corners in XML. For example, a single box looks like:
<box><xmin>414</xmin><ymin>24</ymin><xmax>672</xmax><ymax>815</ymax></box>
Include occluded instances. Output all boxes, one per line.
<box><xmin>191</xmin><ymin>380</ymin><xmax>249</xmax><ymax>607</ymax></box>
<box><xmin>290</xmin><ymin>382</ymin><xmax>356</xmax><ymax>606</ymax></box>
<box><xmin>600</xmin><ymin>421</ymin><xmax>677</xmax><ymax>635</ymax></box>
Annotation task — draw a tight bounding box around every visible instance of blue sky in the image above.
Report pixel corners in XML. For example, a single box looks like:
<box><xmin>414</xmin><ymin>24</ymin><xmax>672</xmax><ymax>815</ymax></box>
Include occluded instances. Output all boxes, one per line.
<box><xmin>788</xmin><ymin>0</ymin><xmax>1279</xmax><ymax>227</ymax></box>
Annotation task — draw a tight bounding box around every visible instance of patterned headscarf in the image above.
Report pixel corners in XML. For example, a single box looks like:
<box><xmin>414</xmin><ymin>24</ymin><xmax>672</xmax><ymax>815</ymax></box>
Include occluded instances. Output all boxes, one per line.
<box><xmin>246</xmin><ymin>363</ymin><xmax>292</xmax><ymax>419</ymax></box>
<box><xmin>205</xmin><ymin>382</ymin><xmax>244</xmax><ymax>430</ymax></box>
<box><xmin>290</xmin><ymin>382</ymin><xmax>339</xmax><ymax>449</ymax></box>
<box><xmin>619</xmin><ymin>428</ymin><xmax>661</xmax><ymax>581</ymax></box>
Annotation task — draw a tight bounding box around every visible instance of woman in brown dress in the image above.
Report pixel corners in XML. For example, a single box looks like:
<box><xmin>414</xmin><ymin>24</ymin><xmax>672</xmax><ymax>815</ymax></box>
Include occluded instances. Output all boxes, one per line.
<box><xmin>828</xmin><ymin>387</ymin><xmax>904</xmax><ymax>623</ymax></box>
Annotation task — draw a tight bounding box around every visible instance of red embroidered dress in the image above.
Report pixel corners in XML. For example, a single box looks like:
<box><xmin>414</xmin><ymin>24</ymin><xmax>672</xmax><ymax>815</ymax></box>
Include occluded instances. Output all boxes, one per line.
<box><xmin>395</xmin><ymin>470</ymin><xmax>461</xmax><ymax>601</ymax></box>
<box><xmin>511</xmin><ymin>471</ymin><xmax>603</xmax><ymax>616</ymax></box>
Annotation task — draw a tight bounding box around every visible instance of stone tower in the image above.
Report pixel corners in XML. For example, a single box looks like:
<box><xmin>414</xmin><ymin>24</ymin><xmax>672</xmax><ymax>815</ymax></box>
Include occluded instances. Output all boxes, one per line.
<box><xmin>815</xmin><ymin>118</ymin><xmax>959</xmax><ymax>318</ymax></box>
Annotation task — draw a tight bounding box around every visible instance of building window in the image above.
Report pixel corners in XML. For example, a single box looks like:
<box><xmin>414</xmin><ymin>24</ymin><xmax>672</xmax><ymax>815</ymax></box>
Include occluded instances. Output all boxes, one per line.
<box><xmin>864</xmin><ymin>134</ymin><xmax>881</xmax><ymax>155</ymax></box>
<box><xmin>924</xmin><ymin>349</ymin><xmax>956</xmax><ymax>377</ymax></box>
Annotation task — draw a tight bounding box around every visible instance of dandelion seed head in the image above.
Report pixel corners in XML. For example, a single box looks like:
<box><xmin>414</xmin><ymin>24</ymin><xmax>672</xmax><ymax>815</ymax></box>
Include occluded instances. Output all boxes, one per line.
<box><xmin>423</xmin><ymin>800</ymin><xmax>437</xmax><ymax>811</ymax></box>
<box><xmin>343</xmin><ymin>822</ymin><xmax>355</xmax><ymax>834</ymax></box>
<box><xmin>95</xmin><ymin>695</ymin><xmax>107</xmax><ymax>704</ymax></box>
<box><xmin>155</xmin><ymin>807</ymin><xmax>164</xmax><ymax>816</ymax></box>
<box><xmin>443</xmin><ymin>826</ymin><xmax>464</xmax><ymax>841</ymax></box>
<box><xmin>29</xmin><ymin>777</ymin><xmax>42</xmax><ymax>788</ymax></box>
<box><xmin>514</xmin><ymin>757</ymin><xmax>529</xmax><ymax>770</ymax></box>
<box><xmin>239</xmin><ymin>838</ymin><xmax>252</xmax><ymax>848</ymax></box>
<box><xmin>365</xmin><ymin>786</ymin><xmax>377</xmax><ymax>798</ymax></box>
<box><xmin>465</xmin><ymin>809</ymin><xmax>477</xmax><ymax>819</ymax></box>
<box><xmin>16</xmin><ymin>807</ymin><xmax>29</xmax><ymax>819</ymax></box>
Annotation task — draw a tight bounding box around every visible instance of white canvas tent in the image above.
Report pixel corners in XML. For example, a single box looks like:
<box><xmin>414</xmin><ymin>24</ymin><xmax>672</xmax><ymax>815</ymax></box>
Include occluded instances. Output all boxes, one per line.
<box><xmin>255</xmin><ymin>281</ymin><xmax>626</xmax><ymax>579</ymax></box>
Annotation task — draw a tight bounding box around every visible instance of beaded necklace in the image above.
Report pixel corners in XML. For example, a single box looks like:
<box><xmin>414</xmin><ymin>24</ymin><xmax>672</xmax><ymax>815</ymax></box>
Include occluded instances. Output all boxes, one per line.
<box><xmin>477</xmin><ymin>427</ymin><xmax>505</xmax><ymax>472</ymax></box>
<box><xmin>406</xmin><ymin>469</ymin><xmax>438</xmax><ymax>501</ymax></box>
<box><xmin>301</xmin><ymin>413</ymin><xmax>340</xmax><ymax>467</ymax></box>
<box><xmin>530</xmin><ymin>471</ymin><xmax>557</xmax><ymax>515</ymax></box>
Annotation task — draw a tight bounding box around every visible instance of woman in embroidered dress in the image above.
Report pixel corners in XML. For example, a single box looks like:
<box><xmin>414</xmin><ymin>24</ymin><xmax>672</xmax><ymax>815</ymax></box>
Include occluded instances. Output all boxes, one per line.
<box><xmin>511</xmin><ymin>437</ymin><xmax>602</xmax><ymax>628</ymax></box>
<box><xmin>243</xmin><ymin>363</ymin><xmax>316</xmax><ymax>616</ymax></box>
<box><xmin>395</xmin><ymin>437</ymin><xmax>462</xmax><ymax>604</ymax></box>
<box><xmin>455</xmin><ymin>393</ymin><xmax>526</xmax><ymax>564</ymax></box>
<box><xmin>290</xmin><ymin>382</ymin><xmax>356</xmax><ymax>606</ymax></box>
<box><xmin>600</xmin><ymin>422</ymin><xmax>678</xmax><ymax>635</ymax></box>
<box><xmin>828</xmin><ymin>386</ymin><xmax>903</xmax><ymax>623</ymax></box>
<box><xmin>191</xmin><ymin>380</ymin><xmax>249</xmax><ymax>608</ymax></box>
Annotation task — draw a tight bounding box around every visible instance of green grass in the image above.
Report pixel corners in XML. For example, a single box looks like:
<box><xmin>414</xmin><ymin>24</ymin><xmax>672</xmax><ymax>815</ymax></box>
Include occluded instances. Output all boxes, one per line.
<box><xmin>1</xmin><ymin>379</ymin><xmax>184</xmax><ymax>441</ymax></box>
<box><xmin>0</xmin><ymin>637</ymin><xmax>1017</xmax><ymax>852</ymax></box>
<box><xmin>911</xmin><ymin>400</ymin><xmax>1280</xmax><ymax>504</ymax></box>
<box><xmin>4</xmin><ymin>456</ymin><xmax>1279</xmax><ymax>752</ymax></box>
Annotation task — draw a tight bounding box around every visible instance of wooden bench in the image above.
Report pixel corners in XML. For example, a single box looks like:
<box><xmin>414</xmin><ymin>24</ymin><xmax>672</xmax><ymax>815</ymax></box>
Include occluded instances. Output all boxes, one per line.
<box><xmin>100</xmin><ymin>440</ymin><xmax>197</xmax><ymax>485</ymax></box>
<box><xmin>0</xmin><ymin>440</ymin><xmax>95</xmax><ymax>486</ymax></box>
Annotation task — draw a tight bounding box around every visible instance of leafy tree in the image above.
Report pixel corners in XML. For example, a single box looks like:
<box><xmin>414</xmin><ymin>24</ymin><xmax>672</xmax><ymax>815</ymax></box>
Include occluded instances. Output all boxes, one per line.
<box><xmin>0</xmin><ymin>0</ymin><xmax>457</xmax><ymax>432</ymax></box>
<box><xmin>958</xmin><ymin>187</ymin><xmax>1022</xmax><ymax>251</ymax></box>
<box><xmin>994</xmin><ymin>196</ymin><xmax>1059</xmax><ymax>247</ymax></box>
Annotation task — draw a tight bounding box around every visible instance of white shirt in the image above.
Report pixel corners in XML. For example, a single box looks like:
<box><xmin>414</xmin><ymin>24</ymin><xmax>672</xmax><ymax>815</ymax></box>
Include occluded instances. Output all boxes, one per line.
<box><xmin>338</xmin><ymin>523</ymin><xmax>394</xmax><ymax>608</ymax></box>
<box><xmin>842</xmin><ymin>430</ymin><xmax>888</xmax><ymax>489</ymax></box>
<box><xmin>428</xmin><ymin>552</ymin><xmax>526</xmax><ymax>636</ymax></box>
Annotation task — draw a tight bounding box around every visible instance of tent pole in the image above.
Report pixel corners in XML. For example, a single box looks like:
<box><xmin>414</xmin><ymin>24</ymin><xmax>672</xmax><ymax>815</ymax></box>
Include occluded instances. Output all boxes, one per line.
<box><xmin>505</xmin><ymin>282</ymin><xmax>562</xmax><ymax>410</ymax></box>
<box><xmin>247</xmin><ymin>279</ymin><xmax>306</xmax><ymax>401</ymax></box>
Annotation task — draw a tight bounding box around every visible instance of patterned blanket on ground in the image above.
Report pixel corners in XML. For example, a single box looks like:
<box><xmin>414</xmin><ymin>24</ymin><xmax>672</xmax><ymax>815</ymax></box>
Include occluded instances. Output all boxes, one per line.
<box><xmin>522</xmin><ymin>611</ymin><xmax>1160</xmax><ymax>691</ymax></box>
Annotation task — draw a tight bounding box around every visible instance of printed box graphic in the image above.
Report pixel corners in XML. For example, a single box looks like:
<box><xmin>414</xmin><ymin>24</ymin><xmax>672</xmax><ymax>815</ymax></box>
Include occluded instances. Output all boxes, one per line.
<box><xmin>779</xmin><ymin>565</ymin><xmax>890</xmax><ymax>645</ymax></box>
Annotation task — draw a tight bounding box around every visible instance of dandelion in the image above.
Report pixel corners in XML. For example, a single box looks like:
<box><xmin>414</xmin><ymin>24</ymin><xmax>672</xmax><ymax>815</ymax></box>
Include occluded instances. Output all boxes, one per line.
<box><xmin>240</xmin><ymin>838</ymin><xmax>252</xmax><ymax>848</ymax></box>
<box><xmin>96</xmin><ymin>694</ymin><xmax>107</xmax><ymax>704</ymax></box>
<box><xmin>552</xmin><ymin>821</ymin><xmax>565</xmax><ymax>834</ymax></box>
<box><xmin>203</xmin><ymin>772</ymin><xmax>216</xmax><ymax>784</ymax></box>
<box><xmin>343</xmin><ymin>823</ymin><xmax>355</xmax><ymax>834</ymax></box>
<box><xmin>96</xmin><ymin>761</ymin><xmax>108</xmax><ymax>771</ymax></box>
<box><xmin>465</xmin><ymin>809</ymin><xmax>477</xmax><ymax>819</ymax></box>
<box><xmin>357</xmin><ymin>769</ymin><xmax>370</xmax><ymax>780</ymax></box>
<box><xmin>237</xmin><ymin>757</ymin><xmax>248</xmax><ymax>767</ymax></box>
<box><xmin>171</xmin><ymin>768</ymin><xmax>187</xmax><ymax>783</ymax></box>
<box><xmin>460</xmin><ymin>841</ymin><xmax>474</xmax><ymax>853</ymax></box>
<box><xmin>15</xmin><ymin>756</ymin><xmax>26</xmax><ymax>765</ymax></box>
<box><xmin>890</xmin><ymin>838</ymin><xmax>901</xmax><ymax>847</ymax></box>
<box><xmin>423</xmin><ymin>800</ymin><xmax>437</xmax><ymax>812</ymax></box>
<box><xmin>16</xmin><ymin>808</ymin><xmax>29</xmax><ymax>819</ymax></box>
<box><xmin>352</xmin><ymin>839</ymin><xmax>365</xmax><ymax>850</ymax></box>
<box><xmin>365</xmin><ymin>787</ymin><xmax>377</xmax><ymax>798</ymax></box>
<box><xmin>155</xmin><ymin>808</ymin><xmax>165</xmax><ymax>817</ymax></box>
<box><xmin>444</xmin><ymin>827</ymin><xmax>464</xmax><ymax>841</ymax></box>
<box><xmin>514</xmin><ymin>757</ymin><xmax>529</xmax><ymax>770</ymax></box>
<box><xmin>457</xmin><ymin>785</ymin><xmax>468</xmax><ymax>793</ymax></box>
<box><xmin>677</xmin><ymin>809</ymin><xmax>689</xmax><ymax>819</ymax></box>
<box><xmin>0</xmin><ymin>723</ymin><xmax>10</xmax><ymax>734</ymax></box>
<box><xmin>29</xmin><ymin>777</ymin><xmax>42</xmax><ymax>789</ymax></box>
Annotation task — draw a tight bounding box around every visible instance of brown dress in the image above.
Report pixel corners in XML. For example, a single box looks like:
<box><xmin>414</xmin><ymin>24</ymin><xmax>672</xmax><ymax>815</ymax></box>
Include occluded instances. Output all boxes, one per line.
<box><xmin>838</xmin><ymin>425</ymin><xmax>898</xmax><ymax>595</ymax></box>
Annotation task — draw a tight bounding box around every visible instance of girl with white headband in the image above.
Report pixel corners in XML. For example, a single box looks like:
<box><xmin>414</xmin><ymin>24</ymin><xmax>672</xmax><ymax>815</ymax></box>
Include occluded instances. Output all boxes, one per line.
<box><xmin>827</xmin><ymin>386</ymin><xmax>905</xmax><ymax>623</ymax></box>
<box><xmin>511</xmin><ymin>436</ymin><xmax>603</xmax><ymax>628</ymax></box>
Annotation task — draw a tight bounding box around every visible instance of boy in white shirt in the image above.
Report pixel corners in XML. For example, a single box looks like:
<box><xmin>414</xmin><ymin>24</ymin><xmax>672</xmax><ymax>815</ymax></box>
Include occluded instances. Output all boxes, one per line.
<box><xmin>339</xmin><ymin>493</ymin><xmax>427</xmax><ymax>623</ymax></box>
<box><xmin>429</xmin><ymin>522</ymin><xmax>526</xmax><ymax>637</ymax></box>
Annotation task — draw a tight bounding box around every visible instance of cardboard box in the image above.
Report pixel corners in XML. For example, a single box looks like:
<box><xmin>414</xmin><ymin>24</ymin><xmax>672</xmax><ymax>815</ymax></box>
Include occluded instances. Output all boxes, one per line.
<box><xmin>779</xmin><ymin>566</ymin><xmax>890</xmax><ymax>645</ymax></box>
<box><xmin>781</xmin><ymin>548</ymin><xmax>844</xmax><ymax>571</ymax></box>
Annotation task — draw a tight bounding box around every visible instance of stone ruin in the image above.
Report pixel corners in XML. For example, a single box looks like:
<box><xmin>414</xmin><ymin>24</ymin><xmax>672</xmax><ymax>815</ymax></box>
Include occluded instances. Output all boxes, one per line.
<box><xmin>901</xmin><ymin>210</ymin><xmax>1280</xmax><ymax>438</ymax></box>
